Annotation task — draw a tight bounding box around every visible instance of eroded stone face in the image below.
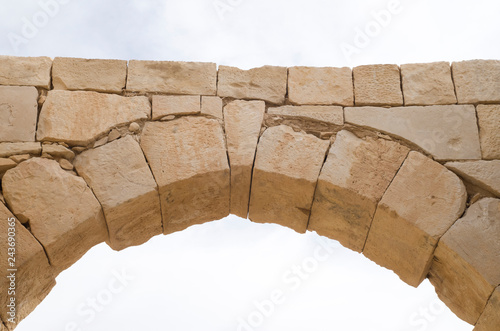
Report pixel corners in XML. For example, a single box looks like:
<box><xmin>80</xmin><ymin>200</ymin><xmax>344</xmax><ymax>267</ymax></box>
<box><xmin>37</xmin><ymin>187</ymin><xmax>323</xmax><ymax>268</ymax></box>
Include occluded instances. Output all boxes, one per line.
<box><xmin>152</xmin><ymin>95</ymin><xmax>200</xmax><ymax>119</ymax></box>
<box><xmin>201</xmin><ymin>96</ymin><xmax>223</xmax><ymax>119</ymax></box>
<box><xmin>452</xmin><ymin>60</ymin><xmax>500</xmax><ymax>104</ymax></box>
<box><xmin>353</xmin><ymin>64</ymin><xmax>403</xmax><ymax>106</ymax></box>
<box><xmin>0</xmin><ymin>56</ymin><xmax>52</xmax><ymax>88</ymax></box>
<box><xmin>474</xmin><ymin>287</ymin><xmax>500</xmax><ymax>331</ymax></box>
<box><xmin>0</xmin><ymin>86</ymin><xmax>38</xmax><ymax>143</ymax></box>
<box><xmin>445</xmin><ymin>160</ymin><xmax>500</xmax><ymax>197</ymax></box>
<box><xmin>267</xmin><ymin>105</ymin><xmax>344</xmax><ymax>126</ymax></box>
<box><xmin>0</xmin><ymin>142</ymin><xmax>41</xmax><ymax>158</ymax></box>
<box><xmin>476</xmin><ymin>104</ymin><xmax>500</xmax><ymax>160</ymax></box>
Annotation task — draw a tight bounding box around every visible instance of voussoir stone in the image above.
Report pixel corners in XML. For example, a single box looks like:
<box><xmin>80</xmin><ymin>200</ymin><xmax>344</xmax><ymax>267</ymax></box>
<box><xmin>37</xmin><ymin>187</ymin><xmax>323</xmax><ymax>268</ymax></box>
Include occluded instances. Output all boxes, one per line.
<box><xmin>0</xmin><ymin>56</ymin><xmax>52</xmax><ymax>88</ymax></box>
<box><xmin>217</xmin><ymin>65</ymin><xmax>287</xmax><ymax>104</ymax></box>
<box><xmin>353</xmin><ymin>64</ymin><xmax>403</xmax><ymax>106</ymax></box>
<box><xmin>152</xmin><ymin>95</ymin><xmax>200</xmax><ymax>119</ymax></box>
<box><xmin>445</xmin><ymin>160</ymin><xmax>500</xmax><ymax>197</ymax></box>
<box><xmin>0</xmin><ymin>86</ymin><xmax>38</xmax><ymax>142</ymax></box>
<box><xmin>363</xmin><ymin>151</ymin><xmax>467</xmax><ymax>287</ymax></box>
<box><xmin>249</xmin><ymin>125</ymin><xmax>330</xmax><ymax>233</ymax></box>
<box><xmin>74</xmin><ymin>135</ymin><xmax>163</xmax><ymax>251</ymax></box>
<box><xmin>288</xmin><ymin>66</ymin><xmax>354</xmax><ymax>106</ymax></box>
<box><xmin>52</xmin><ymin>57</ymin><xmax>127</xmax><ymax>93</ymax></box>
<box><xmin>267</xmin><ymin>105</ymin><xmax>344</xmax><ymax>126</ymax></box>
<box><xmin>0</xmin><ymin>142</ymin><xmax>41</xmax><ymax>158</ymax></box>
<box><xmin>201</xmin><ymin>96</ymin><xmax>223</xmax><ymax>119</ymax></box>
<box><xmin>1</xmin><ymin>158</ymin><xmax>109</xmax><ymax>272</ymax></box>
<box><xmin>37</xmin><ymin>90</ymin><xmax>150</xmax><ymax>146</ymax></box>
<box><xmin>308</xmin><ymin>130</ymin><xmax>409</xmax><ymax>252</ymax></box>
<box><xmin>345</xmin><ymin>105</ymin><xmax>481</xmax><ymax>160</ymax></box>
<box><xmin>127</xmin><ymin>60</ymin><xmax>217</xmax><ymax>95</ymax></box>
<box><xmin>476</xmin><ymin>104</ymin><xmax>500</xmax><ymax>159</ymax></box>
<box><xmin>452</xmin><ymin>60</ymin><xmax>500</xmax><ymax>104</ymax></box>
<box><xmin>474</xmin><ymin>287</ymin><xmax>500</xmax><ymax>331</ymax></box>
<box><xmin>140</xmin><ymin>117</ymin><xmax>230</xmax><ymax>234</ymax></box>
<box><xmin>429</xmin><ymin>198</ymin><xmax>500</xmax><ymax>325</ymax></box>
<box><xmin>223</xmin><ymin>100</ymin><xmax>266</xmax><ymax>218</ymax></box>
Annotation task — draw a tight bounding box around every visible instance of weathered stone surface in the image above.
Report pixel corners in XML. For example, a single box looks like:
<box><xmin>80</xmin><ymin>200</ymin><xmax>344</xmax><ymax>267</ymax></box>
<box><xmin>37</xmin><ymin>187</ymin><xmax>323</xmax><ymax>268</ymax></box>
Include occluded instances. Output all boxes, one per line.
<box><xmin>363</xmin><ymin>151</ymin><xmax>467</xmax><ymax>287</ymax></box>
<box><xmin>0</xmin><ymin>158</ymin><xmax>17</xmax><ymax>180</ymax></box>
<box><xmin>308</xmin><ymin>131</ymin><xmax>409</xmax><ymax>252</ymax></box>
<box><xmin>0</xmin><ymin>202</ymin><xmax>55</xmax><ymax>329</ymax></box>
<box><xmin>2</xmin><ymin>158</ymin><xmax>108</xmax><ymax>272</ymax></box>
<box><xmin>267</xmin><ymin>105</ymin><xmax>344</xmax><ymax>126</ymax></box>
<box><xmin>476</xmin><ymin>104</ymin><xmax>500</xmax><ymax>159</ymax></box>
<box><xmin>37</xmin><ymin>90</ymin><xmax>150</xmax><ymax>145</ymax></box>
<box><xmin>152</xmin><ymin>95</ymin><xmax>200</xmax><ymax>119</ymax></box>
<box><xmin>401</xmin><ymin>62</ymin><xmax>457</xmax><ymax>105</ymax></box>
<box><xmin>129</xmin><ymin>122</ymin><xmax>141</xmax><ymax>133</ymax></box>
<box><xmin>0</xmin><ymin>86</ymin><xmax>38</xmax><ymax>143</ymax></box>
<box><xmin>453</xmin><ymin>60</ymin><xmax>500</xmax><ymax>104</ymax></box>
<box><xmin>74</xmin><ymin>136</ymin><xmax>163</xmax><ymax>250</ymax></box>
<box><xmin>288</xmin><ymin>66</ymin><xmax>354</xmax><ymax>106</ymax></box>
<box><xmin>249</xmin><ymin>125</ymin><xmax>330</xmax><ymax>233</ymax></box>
<box><xmin>42</xmin><ymin>144</ymin><xmax>75</xmax><ymax>161</ymax></box>
<box><xmin>201</xmin><ymin>96</ymin><xmax>223</xmax><ymax>119</ymax></box>
<box><xmin>218</xmin><ymin>65</ymin><xmax>287</xmax><ymax>104</ymax></box>
<box><xmin>223</xmin><ymin>100</ymin><xmax>265</xmax><ymax>218</ymax></box>
<box><xmin>140</xmin><ymin>117</ymin><xmax>230</xmax><ymax>234</ymax></box>
<box><xmin>475</xmin><ymin>287</ymin><xmax>500</xmax><ymax>331</ymax></box>
<box><xmin>353</xmin><ymin>64</ymin><xmax>403</xmax><ymax>106</ymax></box>
<box><xmin>127</xmin><ymin>60</ymin><xmax>217</xmax><ymax>95</ymax></box>
<box><xmin>9</xmin><ymin>154</ymin><xmax>31</xmax><ymax>163</ymax></box>
<box><xmin>446</xmin><ymin>160</ymin><xmax>500</xmax><ymax>197</ymax></box>
<box><xmin>52</xmin><ymin>57</ymin><xmax>127</xmax><ymax>93</ymax></box>
<box><xmin>345</xmin><ymin>105</ymin><xmax>481</xmax><ymax>160</ymax></box>
<box><xmin>58</xmin><ymin>158</ymin><xmax>73</xmax><ymax>171</ymax></box>
<box><xmin>0</xmin><ymin>142</ymin><xmax>41</xmax><ymax>158</ymax></box>
<box><xmin>0</xmin><ymin>56</ymin><xmax>52</xmax><ymax>88</ymax></box>
<box><xmin>429</xmin><ymin>198</ymin><xmax>500</xmax><ymax>324</ymax></box>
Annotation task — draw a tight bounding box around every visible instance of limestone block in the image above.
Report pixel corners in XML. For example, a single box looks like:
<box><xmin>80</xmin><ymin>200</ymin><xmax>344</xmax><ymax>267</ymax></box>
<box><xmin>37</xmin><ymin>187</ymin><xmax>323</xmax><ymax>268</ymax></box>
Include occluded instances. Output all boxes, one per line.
<box><xmin>0</xmin><ymin>142</ymin><xmax>41</xmax><ymax>158</ymax></box>
<box><xmin>363</xmin><ymin>151</ymin><xmax>467</xmax><ymax>287</ymax></box>
<box><xmin>42</xmin><ymin>144</ymin><xmax>75</xmax><ymax>161</ymax></box>
<box><xmin>0</xmin><ymin>56</ymin><xmax>52</xmax><ymax>88</ymax></box>
<box><xmin>249</xmin><ymin>125</ymin><xmax>330</xmax><ymax>233</ymax></box>
<box><xmin>267</xmin><ymin>105</ymin><xmax>344</xmax><ymax>126</ymax></box>
<box><xmin>401</xmin><ymin>62</ymin><xmax>457</xmax><ymax>105</ymax></box>
<box><xmin>288</xmin><ymin>66</ymin><xmax>354</xmax><ymax>106</ymax></box>
<box><xmin>0</xmin><ymin>158</ymin><xmax>17</xmax><ymax>180</ymax></box>
<box><xmin>345</xmin><ymin>105</ymin><xmax>481</xmax><ymax>160</ymax></box>
<box><xmin>223</xmin><ymin>100</ymin><xmax>266</xmax><ymax>218</ymax></box>
<box><xmin>52</xmin><ymin>57</ymin><xmax>127</xmax><ymax>93</ymax></box>
<box><xmin>127</xmin><ymin>60</ymin><xmax>217</xmax><ymax>95</ymax></box>
<box><xmin>429</xmin><ymin>198</ymin><xmax>500</xmax><ymax>324</ymax></box>
<box><xmin>474</xmin><ymin>287</ymin><xmax>500</xmax><ymax>331</ymax></box>
<box><xmin>446</xmin><ymin>160</ymin><xmax>500</xmax><ymax>197</ymax></box>
<box><xmin>0</xmin><ymin>86</ymin><xmax>38</xmax><ymax>142</ymax></box>
<box><xmin>353</xmin><ymin>64</ymin><xmax>403</xmax><ymax>106</ymax></box>
<box><xmin>140</xmin><ymin>117</ymin><xmax>230</xmax><ymax>234</ymax></box>
<box><xmin>217</xmin><ymin>65</ymin><xmax>287</xmax><ymax>104</ymax></box>
<box><xmin>1</xmin><ymin>158</ymin><xmax>108</xmax><ymax>272</ymax></box>
<box><xmin>308</xmin><ymin>131</ymin><xmax>409</xmax><ymax>252</ymax></box>
<box><xmin>453</xmin><ymin>60</ymin><xmax>500</xmax><ymax>104</ymax></box>
<box><xmin>476</xmin><ymin>104</ymin><xmax>500</xmax><ymax>159</ymax></box>
<box><xmin>37</xmin><ymin>90</ymin><xmax>150</xmax><ymax>146</ymax></box>
<box><xmin>74</xmin><ymin>136</ymin><xmax>163</xmax><ymax>250</ymax></box>
<box><xmin>152</xmin><ymin>95</ymin><xmax>200</xmax><ymax>119</ymax></box>
<box><xmin>201</xmin><ymin>96</ymin><xmax>223</xmax><ymax>119</ymax></box>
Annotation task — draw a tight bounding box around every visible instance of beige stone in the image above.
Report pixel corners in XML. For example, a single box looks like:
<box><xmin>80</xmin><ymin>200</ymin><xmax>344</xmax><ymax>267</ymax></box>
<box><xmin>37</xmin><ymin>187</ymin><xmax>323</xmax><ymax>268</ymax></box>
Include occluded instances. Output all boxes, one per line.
<box><xmin>0</xmin><ymin>86</ymin><xmax>39</xmax><ymax>142</ymax></box>
<box><xmin>74</xmin><ymin>136</ymin><xmax>163</xmax><ymax>250</ymax></box>
<box><xmin>267</xmin><ymin>106</ymin><xmax>344</xmax><ymax>126</ymax></box>
<box><xmin>52</xmin><ymin>57</ymin><xmax>127</xmax><ymax>93</ymax></box>
<box><xmin>474</xmin><ymin>287</ymin><xmax>500</xmax><ymax>331</ymax></box>
<box><xmin>353</xmin><ymin>64</ymin><xmax>403</xmax><ymax>106</ymax></box>
<box><xmin>308</xmin><ymin>131</ymin><xmax>409</xmax><ymax>252</ymax></box>
<box><xmin>453</xmin><ymin>60</ymin><xmax>500</xmax><ymax>104</ymax></box>
<box><xmin>223</xmin><ymin>100</ymin><xmax>266</xmax><ymax>218</ymax></box>
<box><xmin>140</xmin><ymin>117</ymin><xmax>230</xmax><ymax>234</ymax></box>
<box><xmin>201</xmin><ymin>96</ymin><xmax>223</xmax><ymax>119</ymax></box>
<box><xmin>363</xmin><ymin>151</ymin><xmax>467</xmax><ymax>287</ymax></box>
<box><xmin>152</xmin><ymin>95</ymin><xmax>200</xmax><ymax>119</ymax></box>
<box><xmin>218</xmin><ymin>65</ymin><xmax>287</xmax><ymax>104</ymax></box>
<box><xmin>129</xmin><ymin>122</ymin><xmax>141</xmax><ymax>133</ymax></box>
<box><xmin>108</xmin><ymin>129</ymin><xmax>121</xmax><ymax>142</ymax></box>
<box><xmin>288</xmin><ymin>66</ymin><xmax>354</xmax><ymax>106</ymax></box>
<box><xmin>42</xmin><ymin>144</ymin><xmax>75</xmax><ymax>161</ymax></box>
<box><xmin>249</xmin><ymin>125</ymin><xmax>330</xmax><ymax>233</ymax></box>
<box><xmin>401</xmin><ymin>62</ymin><xmax>457</xmax><ymax>105</ymax></box>
<box><xmin>0</xmin><ymin>142</ymin><xmax>41</xmax><ymax>158</ymax></box>
<box><xmin>1</xmin><ymin>158</ymin><xmax>108</xmax><ymax>272</ymax></box>
<box><xmin>127</xmin><ymin>60</ymin><xmax>217</xmax><ymax>95</ymax></box>
<box><xmin>161</xmin><ymin>115</ymin><xmax>176</xmax><ymax>121</ymax></box>
<box><xmin>37</xmin><ymin>90</ymin><xmax>150</xmax><ymax>146</ymax></box>
<box><xmin>58</xmin><ymin>158</ymin><xmax>74</xmax><ymax>171</ymax></box>
<box><xmin>476</xmin><ymin>104</ymin><xmax>500</xmax><ymax>159</ymax></box>
<box><xmin>429</xmin><ymin>198</ymin><xmax>500</xmax><ymax>324</ymax></box>
<box><xmin>345</xmin><ymin>105</ymin><xmax>481</xmax><ymax>160</ymax></box>
<box><xmin>0</xmin><ymin>158</ymin><xmax>17</xmax><ymax>176</ymax></box>
<box><xmin>93</xmin><ymin>136</ymin><xmax>108</xmax><ymax>148</ymax></box>
<box><xmin>445</xmin><ymin>160</ymin><xmax>500</xmax><ymax>197</ymax></box>
<box><xmin>9</xmin><ymin>154</ymin><xmax>31</xmax><ymax>163</ymax></box>
<box><xmin>0</xmin><ymin>56</ymin><xmax>52</xmax><ymax>88</ymax></box>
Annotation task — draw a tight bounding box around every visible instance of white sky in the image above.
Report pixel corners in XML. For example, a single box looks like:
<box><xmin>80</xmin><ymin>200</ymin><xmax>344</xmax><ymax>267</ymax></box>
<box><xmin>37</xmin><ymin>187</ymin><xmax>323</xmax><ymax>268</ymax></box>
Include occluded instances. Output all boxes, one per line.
<box><xmin>1</xmin><ymin>0</ymin><xmax>499</xmax><ymax>330</ymax></box>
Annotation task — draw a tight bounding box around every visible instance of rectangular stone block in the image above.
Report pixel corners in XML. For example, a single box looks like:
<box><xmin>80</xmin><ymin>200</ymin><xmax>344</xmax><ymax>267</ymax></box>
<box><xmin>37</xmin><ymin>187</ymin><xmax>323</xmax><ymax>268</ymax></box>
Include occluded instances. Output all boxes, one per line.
<box><xmin>353</xmin><ymin>64</ymin><xmax>403</xmax><ymax>106</ymax></box>
<box><xmin>0</xmin><ymin>86</ymin><xmax>38</xmax><ymax>143</ymax></box>
<box><xmin>476</xmin><ymin>104</ymin><xmax>500</xmax><ymax>159</ymax></box>
<box><xmin>0</xmin><ymin>56</ymin><xmax>52</xmax><ymax>88</ymax></box>
<box><xmin>152</xmin><ymin>95</ymin><xmax>200</xmax><ymax>119</ymax></box>
<box><xmin>452</xmin><ymin>60</ymin><xmax>500</xmax><ymax>104</ymax></box>
<box><xmin>0</xmin><ymin>142</ymin><xmax>41</xmax><ymax>158</ymax></box>
<box><xmin>201</xmin><ymin>96</ymin><xmax>223</xmax><ymax>119</ymax></box>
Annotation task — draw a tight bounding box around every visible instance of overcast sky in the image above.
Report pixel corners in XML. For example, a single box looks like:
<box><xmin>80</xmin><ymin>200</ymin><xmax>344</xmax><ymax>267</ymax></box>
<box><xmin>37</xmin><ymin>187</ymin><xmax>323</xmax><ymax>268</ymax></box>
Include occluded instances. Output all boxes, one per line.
<box><xmin>2</xmin><ymin>0</ymin><xmax>499</xmax><ymax>330</ymax></box>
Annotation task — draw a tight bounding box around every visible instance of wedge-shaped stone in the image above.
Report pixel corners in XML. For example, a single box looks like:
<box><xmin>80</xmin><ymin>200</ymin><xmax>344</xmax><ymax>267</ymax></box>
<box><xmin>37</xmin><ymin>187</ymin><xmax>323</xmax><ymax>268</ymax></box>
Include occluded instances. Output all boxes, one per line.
<box><xmin>477</xmin><ymin>104</ymin><xmax>500</xmax><ymax>159</ymax></box>
<box><xmin>363</xmin><ymin>151</ymin><xmax>467</xmax><ymax>287</ymax></box>
<box><xmin>127</xmin><ymin>60</ymin><xmax>217</xmax><ymax>95</ymax></box>
<box><xmin>2</xmin><ymin>158</ymin><xmax>108</xmax><ymax>272</ymax></box>
<box><xmin>42</xmin><ymin>144</ymin><xmax>75</xmax><ymax>161</ymax></box>
<box><xmin>74</xmin><ymin>136</ymin><xmax>163</xmax><ymax>251</ymax></box>
<box><xmin>345</xmin><ymin>105</ymin><xmax>481</xmax><ymax>160</ymax></box>
<box><xmin>429</xmin><ymin>198</ymin><xmax>500</xmax><ymax>324</ymax></box>
<box><xmin>353</xmin><ymin>64</ymin><xmax>403</xmax><ymax>106</ymax></box>
<box><xmin>267</xmin><ymin>105</ymin><xmax>344</xmax><ymax>126</ymax></box>
<box><xmin>0</xmin><ymin>56</ymin><xmax>52</xmax><ymax>88</ymax></box>
<box><xmin>0</xmin><ymin>202</ymin><xmax>55</xmax><ymax>329</ymax></box>
<box><xmin>249</xmin><ymin>125</ymin><xmax>330</xmax><ymax>233</ymax></box>
<box><xmin>201</xmin><ymin>96</ymin><xmax>223</xmax><ymax>119</ymax></box>
<box><xmin>0</xmin><ymin>142</ymin><xmax>41</xmax><ymax>158</ymax></box>
<box><xmin>37</xmin><ymin>90</ymin><xmax>150</xmax><ymax>146</ymax></box>
<box><xmin>52</xmin><ymin>57</ymin><xmax>127</xmax><ymax>93</ymax></box>
<box><xmin>288</xmin><ymin>66</ymin><xmax>354</xmax><ymax>106</ymax></box>
<box><xmin>223</xmin><ymin>100</ymin><xmax>265</xmax><ymax>218</ymax></box>
<box><xmin>401</xmin><ymin>62</ymin><xmax>457</xmax><ymax>105</ymax></box>
<box><xmin>152</xmin><ymin>95</ymin><xmax>200</xmax><ymax>119</ymax></box>
<box><xmin>446</xmin><ymin>160</ymin><xmax>500</xmax><ymax>197</ymax></box>
<box><xmin>218</xmin><ymin>65</ymin><xmax>287</xmax><ymax>104</ymax></box>
<box><xmin>0</xmin><ymin>86</ymin><xmax>38</xmax><ymax>143</ymax></box>
<box><xmin>140</xmin><ymin>117</ymin><xmax>229</xmax><ymax>234</ymax></box>
<box><xmin>452</xmin><ymin>60</ymin><xmax>500</xmax><ymax>104</ymax></box>
<box><xmin>475</xmin><ymin>287</ymin><xmax>500</xmax><ymax>331</ymax></box>
<box><xmin>308</xmin><ymin>131</ymin><xmax>409</xmax><ymax>252</ymax></box>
